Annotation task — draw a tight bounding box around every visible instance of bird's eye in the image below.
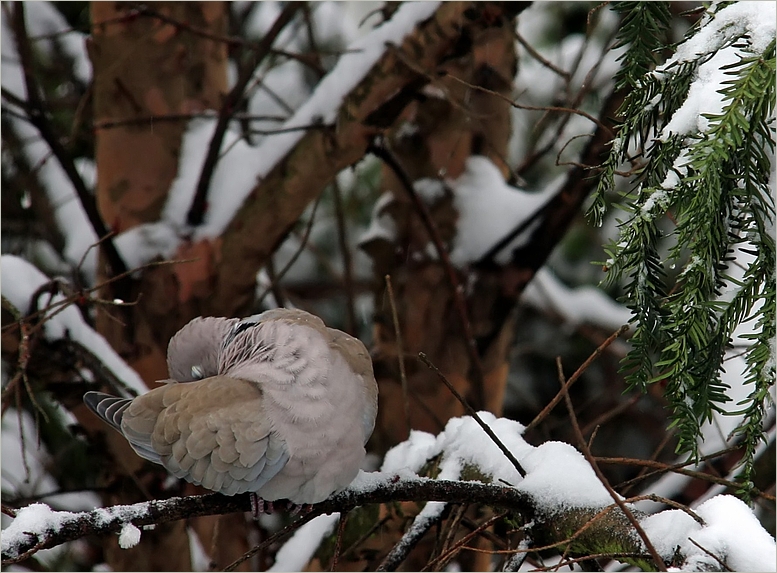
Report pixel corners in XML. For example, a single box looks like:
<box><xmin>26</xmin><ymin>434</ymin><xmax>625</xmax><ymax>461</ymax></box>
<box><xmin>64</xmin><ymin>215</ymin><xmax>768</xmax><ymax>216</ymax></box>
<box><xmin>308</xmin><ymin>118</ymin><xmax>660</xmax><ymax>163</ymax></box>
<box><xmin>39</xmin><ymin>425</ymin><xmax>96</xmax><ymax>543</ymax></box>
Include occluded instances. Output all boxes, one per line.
<box><xmin>191</xmin><ymin>365</ymin><xmax>205</xmax><ymax>380</ymax></box>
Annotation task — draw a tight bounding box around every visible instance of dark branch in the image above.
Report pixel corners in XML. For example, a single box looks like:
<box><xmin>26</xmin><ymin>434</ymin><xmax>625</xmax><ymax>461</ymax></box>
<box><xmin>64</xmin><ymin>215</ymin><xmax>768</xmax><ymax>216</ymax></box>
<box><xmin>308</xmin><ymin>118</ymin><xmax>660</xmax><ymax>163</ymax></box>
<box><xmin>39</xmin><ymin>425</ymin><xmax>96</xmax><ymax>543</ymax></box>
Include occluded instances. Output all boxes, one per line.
<box><xmin>9</xmin><ymin>2</ymin><xmax>129</xmax><ymax>280</ymax></box>
<box><xmin>187</xmin><ymin>3</ymin><xmax>303</xmax><ymax>227</ymax></box>
<box><xmin>1</xmin><ymin>477</ymin><xmax>537</xmax><ymax>564</ymax></box>
<box><xmin>368</xmin><ymin>140</ymin><xmax>488</xmax><ymax>411</ymax></box>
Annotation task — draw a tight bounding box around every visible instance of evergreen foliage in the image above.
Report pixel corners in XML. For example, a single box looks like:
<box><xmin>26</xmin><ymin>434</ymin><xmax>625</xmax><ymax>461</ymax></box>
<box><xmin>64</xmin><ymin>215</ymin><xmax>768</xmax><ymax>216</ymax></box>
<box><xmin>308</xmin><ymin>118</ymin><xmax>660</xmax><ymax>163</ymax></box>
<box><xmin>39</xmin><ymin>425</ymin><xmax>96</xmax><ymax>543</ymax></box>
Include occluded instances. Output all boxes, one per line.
<box><xmin>591</xmin><ymin>2</ymin><xmax>776</xmax><ymax>489</ymax></box>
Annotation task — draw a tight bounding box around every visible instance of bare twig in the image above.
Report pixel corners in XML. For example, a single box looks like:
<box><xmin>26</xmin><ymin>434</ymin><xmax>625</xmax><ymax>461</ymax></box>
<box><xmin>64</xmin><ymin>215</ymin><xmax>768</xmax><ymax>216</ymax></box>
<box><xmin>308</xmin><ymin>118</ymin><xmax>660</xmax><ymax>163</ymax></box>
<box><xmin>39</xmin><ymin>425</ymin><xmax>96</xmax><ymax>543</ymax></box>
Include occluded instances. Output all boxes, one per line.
<box><xmin>340</xmin><ymin>515</ymin><xmax>392</xmax><ymax>560</ymax></box>
<box><xmin>422</xmin><ymin>511</ymin><xmax>508</xmax><ymax>571</ymax></box>
<box><xmin>369</xmin><ymin>141</ymin><xmax>487</xmax><ymax>411</ymax></box>
<box><xmin>332</xmin><ymin>180</ymin><xmax>357</xmax><ymax>335</ymax></box>
<box><xmin>377</xmin><ymin>506</ymin><xmax>447</xmax><ymax>572</ymax></box>
<box><xmin>255</xmin><ymin>195</ymin><xmax>323</xmax><ymax>306</ymax></box>
<box><xmin>385</xmin><ymin>275</ymin><xmax>411</xmax><ymax>437</ymax></box>
<box><xmin>92</xmin><ymin>111</ymin><xmax>287</xmax><ymax>130</ymax></box>
<box><xmin>419</xmin><ymin>352</ymin><xmax>526</xmax><ymax>478</ymax></box>
<box><xmin>444</xmin><ymin>71</ymin><xmax>616</xmax><ymax>138</ymax></box>
<box><xmin>526</xmin><ymin>324</ymin><xmax>629</xmax><ymax>432</ymax></box>
<box><xmin>330</xmin><ymin>511</ymin><xmax>348</xmax><ymax>572</ymax></box>
<box><xmin>514</xmin><ymin>30</ymin><xmax>571</xmax><ymax>82</ymax></box>
<box><xmin>9</xmin><ymin>2</ymin><xmax>128</xmax><ymax>279</ymax></box>
<box><xmin>557</xmin><ymin>357</ymin><xmax>667</xmax><ymax>571</ymax></box>
<box><xmin>598</xmin><ymin>456</ymin><xmax>774</xmax><ymax>502</ymax></box>
<box><xmin>687</xmin><ymin>538</ymin><xmax>732</xmax><ymax>572</ymax></box>
<box><xmin>187</xmin><ymin>2</ymin><xmax>302</xmax><ymax>227</ymax></box>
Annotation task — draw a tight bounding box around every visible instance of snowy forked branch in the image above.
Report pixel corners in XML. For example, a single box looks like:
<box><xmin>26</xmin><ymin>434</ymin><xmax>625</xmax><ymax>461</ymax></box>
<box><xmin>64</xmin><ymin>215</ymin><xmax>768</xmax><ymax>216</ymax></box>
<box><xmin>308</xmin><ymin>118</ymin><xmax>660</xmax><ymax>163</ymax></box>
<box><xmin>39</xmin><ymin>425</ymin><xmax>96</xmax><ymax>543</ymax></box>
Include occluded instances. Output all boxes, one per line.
<box><xmin>3</xmin><ymin>410</ymin><xmax>775</xmax><ymax>571</ymax></box>
<box><xmin>1</xmin><ymin>476</ymin><xmax>538</xmax><ymax>565</ymax></box>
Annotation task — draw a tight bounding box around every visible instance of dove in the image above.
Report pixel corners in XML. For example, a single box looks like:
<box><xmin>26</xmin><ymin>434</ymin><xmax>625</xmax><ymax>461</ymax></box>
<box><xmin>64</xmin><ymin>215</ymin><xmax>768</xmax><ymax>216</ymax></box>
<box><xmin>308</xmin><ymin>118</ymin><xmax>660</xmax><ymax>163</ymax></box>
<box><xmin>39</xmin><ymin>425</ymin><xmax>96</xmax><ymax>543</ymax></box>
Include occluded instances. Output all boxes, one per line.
<box><xmin>84</xmin><ymin>308</ymin><xmax>378</xmax><ymax>513</ymax></box>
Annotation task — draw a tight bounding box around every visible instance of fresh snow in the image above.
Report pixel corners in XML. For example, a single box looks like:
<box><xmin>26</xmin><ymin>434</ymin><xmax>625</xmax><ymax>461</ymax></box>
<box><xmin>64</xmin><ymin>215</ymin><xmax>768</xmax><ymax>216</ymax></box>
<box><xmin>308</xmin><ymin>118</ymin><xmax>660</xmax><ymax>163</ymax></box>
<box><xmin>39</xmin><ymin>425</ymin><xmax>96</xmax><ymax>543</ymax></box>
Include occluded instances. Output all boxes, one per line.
<box><xmin>0</xmin><ymin>255</ymin><xmax>148</xmax><ymax>395</ymax></box>
<box><xmin>449</xmin><ymin>157</ymin><xmax>556</xmax><ymax>265</ymax></box>
<box><xmin>643</xmin><ymin>495</ymin><xmax>777</xmax><ymax>571</ymax></box>
<box><xmin>658</xmin><ymin>2</ymin><xmax>776</xmax><ymax>140</ymax></box>
<box><xmin>118</xmin><ymin>523</ymin><xmax>142</xmax><ymax>549</ymax></box>
<box><xmin>1</xmin><ymin>504</ymin><xmax>77</xmax><ymax>559</ymax></box>
<box><xmin>267</xmin><ymin>513</ymin><xmax>340</xmax><ymax>572</ymax></box>
<box><xmin>359</xmin><ymin>156</ymin><xmax>559</xmax><ymax>267</ymax></box>
<box><xmin>522</xmin><ymin>267</ymin><xmax>632</xmax><ymax>331</ymax></box>
<box><xmin>5</xmin><ymin>412</ymin><xmax>774</xmax><ymax>569</ymax></box>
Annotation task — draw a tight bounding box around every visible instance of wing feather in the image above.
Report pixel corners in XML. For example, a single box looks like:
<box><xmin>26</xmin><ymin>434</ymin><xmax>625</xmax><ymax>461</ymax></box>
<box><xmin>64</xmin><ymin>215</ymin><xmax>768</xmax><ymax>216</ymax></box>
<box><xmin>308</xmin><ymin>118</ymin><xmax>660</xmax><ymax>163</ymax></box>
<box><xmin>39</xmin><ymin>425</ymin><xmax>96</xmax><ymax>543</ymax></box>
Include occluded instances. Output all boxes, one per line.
<box><xmin>85</xmin><ymin>376</ymin><xmax>289</xmax><ymax>496</ymax></box>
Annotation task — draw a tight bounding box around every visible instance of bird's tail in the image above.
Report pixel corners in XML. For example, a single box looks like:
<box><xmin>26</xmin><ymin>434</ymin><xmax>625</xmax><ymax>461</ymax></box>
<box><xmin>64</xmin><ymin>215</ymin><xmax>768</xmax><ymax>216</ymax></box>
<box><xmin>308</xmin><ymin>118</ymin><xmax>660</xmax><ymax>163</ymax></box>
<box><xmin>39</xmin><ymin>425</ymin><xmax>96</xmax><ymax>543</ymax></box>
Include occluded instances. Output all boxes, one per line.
<box><xmin>83</xmin><ymin>391</ymin><xmax>131</xmax><ymax>433</ymax></box>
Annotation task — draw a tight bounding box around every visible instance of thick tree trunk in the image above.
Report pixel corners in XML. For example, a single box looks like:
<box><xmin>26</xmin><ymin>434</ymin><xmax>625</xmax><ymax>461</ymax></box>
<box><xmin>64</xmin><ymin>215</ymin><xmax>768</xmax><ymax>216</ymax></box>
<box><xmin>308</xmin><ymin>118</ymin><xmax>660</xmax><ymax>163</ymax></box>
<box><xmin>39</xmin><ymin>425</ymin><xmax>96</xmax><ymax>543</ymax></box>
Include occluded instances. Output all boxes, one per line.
<box><xmin>89</xmin><ymin>3</ymin><xmax>233</xmax><ymax>570</ymax></box>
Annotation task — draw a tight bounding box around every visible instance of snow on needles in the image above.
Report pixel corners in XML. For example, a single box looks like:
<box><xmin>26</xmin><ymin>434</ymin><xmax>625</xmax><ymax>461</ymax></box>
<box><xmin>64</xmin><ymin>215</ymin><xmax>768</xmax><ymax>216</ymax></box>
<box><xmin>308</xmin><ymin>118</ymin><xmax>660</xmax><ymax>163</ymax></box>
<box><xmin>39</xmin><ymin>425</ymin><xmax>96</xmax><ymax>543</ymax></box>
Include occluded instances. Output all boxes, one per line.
<box><xmin>0</xmin><ymin>255</ymin><xmax>148</xmax><ymax>395</ymax></box>
<box><xmin>658</xmin><ymin>1</ymin><xmax>776</xmax><ymax>140</ymax></box>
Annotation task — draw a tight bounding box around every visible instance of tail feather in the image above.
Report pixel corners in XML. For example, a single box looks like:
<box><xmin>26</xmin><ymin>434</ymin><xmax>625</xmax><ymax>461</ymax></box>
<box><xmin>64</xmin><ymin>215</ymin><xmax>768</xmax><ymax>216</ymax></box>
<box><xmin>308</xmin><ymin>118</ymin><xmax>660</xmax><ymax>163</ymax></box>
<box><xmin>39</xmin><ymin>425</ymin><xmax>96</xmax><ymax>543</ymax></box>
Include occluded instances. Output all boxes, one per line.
<box><xmin>83</xmin><ymin>391</ymin><xmax>131</xmax><ymax>433</ymax></box>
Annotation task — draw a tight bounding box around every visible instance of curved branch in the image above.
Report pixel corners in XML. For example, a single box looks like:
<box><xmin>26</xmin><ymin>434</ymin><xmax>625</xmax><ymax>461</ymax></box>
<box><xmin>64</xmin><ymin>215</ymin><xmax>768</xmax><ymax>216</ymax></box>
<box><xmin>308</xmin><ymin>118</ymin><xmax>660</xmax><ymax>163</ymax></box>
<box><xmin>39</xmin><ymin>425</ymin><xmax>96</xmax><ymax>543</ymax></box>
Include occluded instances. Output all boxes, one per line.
<box><xmin>2</xmin><ymin>477</ymin><xmax>536</xmax><ymax>564</ymax></box>
<box><xmin>2</xmin><ymin>473</ymin><xmax>665</xmax><ymax>569</ymax></box>
<box><xmin>187</xmin><ymin>3</ymin><xmax>303</xmax><ymax>227</ymax></box>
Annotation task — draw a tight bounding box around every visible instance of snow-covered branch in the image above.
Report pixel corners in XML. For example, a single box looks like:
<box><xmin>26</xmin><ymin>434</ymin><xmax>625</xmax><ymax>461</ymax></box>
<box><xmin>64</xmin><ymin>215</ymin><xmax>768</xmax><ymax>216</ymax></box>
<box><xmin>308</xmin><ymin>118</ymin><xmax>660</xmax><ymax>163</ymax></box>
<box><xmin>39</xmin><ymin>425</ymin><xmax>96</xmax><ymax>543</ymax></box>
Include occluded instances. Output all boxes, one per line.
<box><xmin>4</xmin><ymin>412</ymin><xmax>774</xmax><ymax>571</ymax></box>
<box><xmin>0</xmin><ymin>476</ymin><xmax>534</xmax><ymax>564</ymax></box>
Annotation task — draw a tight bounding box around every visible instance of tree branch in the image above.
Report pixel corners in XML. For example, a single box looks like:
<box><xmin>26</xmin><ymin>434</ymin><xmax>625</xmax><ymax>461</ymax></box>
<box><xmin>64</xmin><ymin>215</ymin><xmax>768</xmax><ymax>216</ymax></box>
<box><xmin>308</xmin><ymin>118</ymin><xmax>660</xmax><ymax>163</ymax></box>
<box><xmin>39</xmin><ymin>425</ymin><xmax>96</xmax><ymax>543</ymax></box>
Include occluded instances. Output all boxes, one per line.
<box><xmin>211</xmin><ymin>2</ymin><xmax>528</xmax><ymax>317</ymax></box>
<box><xmin>1</xmin><ymin>477</ymin><xmax>536</xmax><ymax>564</ymax></box>
<box><xmin>187</xmin><ymin>3</ymin><xmax>303</xmax><ymax>227</ymax></box>
<box><xmin>369</xmin><ymin>141</ymin><xmax>488</xmax><ymax>411</ymax></box>
<box><xmin>2</xmin><ymin>473</ymin><xmax>664</xmax><ymax>568</ymax></box>
<box><xmin>9</xmin><ymin>2</ymin><xmax>128</xmax><ymax>280</ymax></box>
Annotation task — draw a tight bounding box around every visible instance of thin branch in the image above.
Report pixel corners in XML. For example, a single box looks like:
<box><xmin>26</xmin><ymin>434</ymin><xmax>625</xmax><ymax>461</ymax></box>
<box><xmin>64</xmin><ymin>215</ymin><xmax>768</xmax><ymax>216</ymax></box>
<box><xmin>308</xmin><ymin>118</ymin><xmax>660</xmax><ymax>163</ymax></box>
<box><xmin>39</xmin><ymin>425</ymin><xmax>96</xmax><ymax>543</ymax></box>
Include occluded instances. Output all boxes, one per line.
<box><xmin>376</xmin><ymin>506</ymin><xmax>447</xmax><ymax>572</ymax></box>
<box><xmin>514</xmin><ymin>30</ymin><xmax>571</xmax><ymax>82</ymax></box>
<box><xmin>422</xmin><ymin>511</ymin><xmax>508</xmax><ymax>571</ymax></box>
<box><xmin>255</xmin><ymin>195</ymin><xmax>323</xmax><ymax>306</ymax></box>
<box><xmin>369</xmin><ymin>141</ymin><xmax>487</xmax><ymax>411</ymax></box>
<box><xmin>340</xmin><ymin>515</ymin><xmax>392</xmax><ymax>560</ymax></box>
<box><xmin>330</xmin><ymin>511</ymin><xmax>348</xmax><ymax>572</ymax></box>
<box><xmin>557</xmin><ymin>357</ymin><xmax>667</xmax><ymax>571</ymax></box>
<box><xmin>526</xmin><ymin>324</ymin><xmax>629</xmax><ymax>432</ymax></box>
<box><xmin>2</xmin><ymin>478</ymin><xmax>541</xmax><ymax>566</ymax></box>
<box><xmin>598</xmin><ymin>457</ymin><xmax>774</xmax><ymax>502</ymax></box>
<box><xmin>419</xmin><ymin>352</ymin><xmax>526</xmax><ymax>478</ymax></box>
<box><xmin>92</xmin><ymin>112</ymin><xmax>287</xmax><ymax>130</ymax></box>
<box><xmin>9</xmin><ymin>2</ymin><xmax>128</xmax><ymax>279</ymax></box>
<box><xmin>385</xmin><ymin>274</ymin><xmax>411</xmax><ymax>437</ymax></box>
<box><xmin>187</xmin><ymin>2</ymin><xmax>303</xmax><ymax>227</ymax></box>
<box><xmin>687</xmin><ymin>538</ymin><xmax>732</xmax><ymax>572</ymax></box>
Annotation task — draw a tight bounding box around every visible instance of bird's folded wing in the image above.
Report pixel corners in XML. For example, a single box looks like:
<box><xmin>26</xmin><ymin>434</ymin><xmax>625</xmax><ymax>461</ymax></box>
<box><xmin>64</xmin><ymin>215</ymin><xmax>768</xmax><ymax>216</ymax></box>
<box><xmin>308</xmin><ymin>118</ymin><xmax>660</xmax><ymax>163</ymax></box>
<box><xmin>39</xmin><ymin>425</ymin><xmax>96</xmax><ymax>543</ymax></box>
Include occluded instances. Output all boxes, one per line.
<box><xmin>122</xmin><ymin>376</ymin><xmax>289</xmax><ymax>495</ymax></box>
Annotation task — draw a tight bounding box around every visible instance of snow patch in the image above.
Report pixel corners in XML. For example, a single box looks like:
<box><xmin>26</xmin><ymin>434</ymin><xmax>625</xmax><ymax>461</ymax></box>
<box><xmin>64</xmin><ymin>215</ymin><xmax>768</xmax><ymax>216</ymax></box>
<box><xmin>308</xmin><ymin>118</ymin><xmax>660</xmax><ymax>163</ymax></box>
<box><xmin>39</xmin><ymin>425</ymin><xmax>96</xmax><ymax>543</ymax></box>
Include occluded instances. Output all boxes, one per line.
<box><xmin>449</xmin><ymin>157</ymin><xmax>555</xmax><ymax>265</ymax></box>
<box><xmin>118</xmin><ymin>523</ymin><xmax>141</xmax><ymax>549</ymax></box>
<box><xmin>0</xmin><ymin>255</ymin><xmax>147</xmax><ymax>395</ymax></box>
<box><xmin>268</xmin><ymin>513</ymin><xmax>340</xmax><ymax>571</ymax></box>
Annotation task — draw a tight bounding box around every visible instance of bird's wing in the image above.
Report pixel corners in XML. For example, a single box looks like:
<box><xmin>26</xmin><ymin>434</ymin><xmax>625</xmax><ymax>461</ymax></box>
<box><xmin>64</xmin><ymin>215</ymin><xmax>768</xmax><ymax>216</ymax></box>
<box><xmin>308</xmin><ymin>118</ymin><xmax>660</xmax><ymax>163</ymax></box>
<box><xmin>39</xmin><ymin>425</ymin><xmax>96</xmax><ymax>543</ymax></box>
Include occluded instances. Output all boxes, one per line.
<box><xmin>87</xmin><ymin>377</ymin><xmax>289</xmax><ymax>496</ymax></box>
<box><xmin>83</xmin><ymin>390</ymin><xmax>164</xmax><ymax>463</ymax></box>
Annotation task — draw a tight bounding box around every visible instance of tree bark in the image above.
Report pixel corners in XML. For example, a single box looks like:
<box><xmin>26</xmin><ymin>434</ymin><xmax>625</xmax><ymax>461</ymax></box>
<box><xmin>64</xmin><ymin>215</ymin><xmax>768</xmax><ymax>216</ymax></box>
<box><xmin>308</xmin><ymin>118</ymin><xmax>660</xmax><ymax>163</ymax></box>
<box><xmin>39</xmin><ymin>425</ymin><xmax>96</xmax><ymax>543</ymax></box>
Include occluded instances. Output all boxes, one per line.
<box><xmin>89</xmin><ymin>3</ymin><xmax>230</xmax><ymax>570</ymax></box>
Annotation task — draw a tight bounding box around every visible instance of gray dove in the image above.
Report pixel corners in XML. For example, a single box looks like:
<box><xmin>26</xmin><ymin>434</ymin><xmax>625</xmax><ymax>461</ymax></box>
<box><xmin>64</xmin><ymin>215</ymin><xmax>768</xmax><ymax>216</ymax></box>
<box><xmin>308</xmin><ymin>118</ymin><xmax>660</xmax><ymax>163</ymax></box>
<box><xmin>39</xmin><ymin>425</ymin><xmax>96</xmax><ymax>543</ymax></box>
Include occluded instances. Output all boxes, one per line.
<box><xmin>84</xmin><ymin>309</ymin><xmax>378</xmax><ymax>512</ymax></box>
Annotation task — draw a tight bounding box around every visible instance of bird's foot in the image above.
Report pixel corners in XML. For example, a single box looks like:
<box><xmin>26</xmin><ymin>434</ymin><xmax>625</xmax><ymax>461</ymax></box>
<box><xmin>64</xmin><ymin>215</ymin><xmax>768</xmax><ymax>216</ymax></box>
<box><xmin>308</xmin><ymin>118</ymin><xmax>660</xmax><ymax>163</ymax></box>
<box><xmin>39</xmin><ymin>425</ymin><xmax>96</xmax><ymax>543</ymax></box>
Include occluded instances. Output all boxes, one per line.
<box><xmin>249</xmin><ymin>493</ymin><xmax>274</xmax><ymax>518</ymax></box>
<box><xmin>287</xmin><ymin>502</ymin><xmax>313</xmax><ymax>516</ymax></box>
